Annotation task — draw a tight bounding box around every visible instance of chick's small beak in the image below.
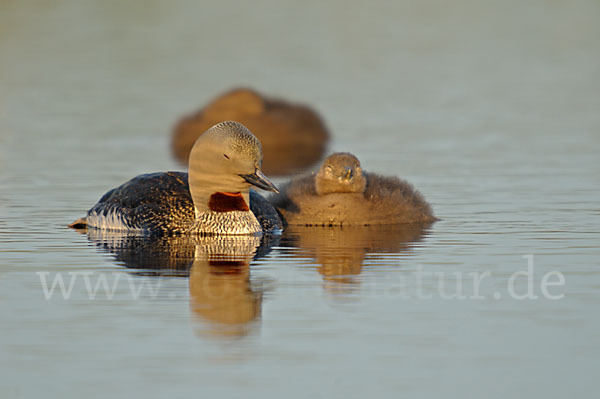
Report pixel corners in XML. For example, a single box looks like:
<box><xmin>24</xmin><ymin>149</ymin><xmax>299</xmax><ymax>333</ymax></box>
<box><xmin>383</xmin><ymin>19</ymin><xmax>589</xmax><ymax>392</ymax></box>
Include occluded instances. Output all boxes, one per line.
<box><xmin>239</xmin><ymin>169</ymin><xmax>279</xmax><ymax>193</ymax></box>
<box><xmin>343</xmin><ymin>167</ymin><xmax>353</xmax><ymax>180</ymax></box>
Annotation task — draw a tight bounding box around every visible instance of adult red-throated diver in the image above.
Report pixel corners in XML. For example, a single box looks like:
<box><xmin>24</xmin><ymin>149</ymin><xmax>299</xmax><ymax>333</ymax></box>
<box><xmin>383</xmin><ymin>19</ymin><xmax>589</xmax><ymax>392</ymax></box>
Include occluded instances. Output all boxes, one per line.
<box><xmin>69</xmin><ymin>121</ymin><xmax>282</xmax><ymax>235</ymax></box>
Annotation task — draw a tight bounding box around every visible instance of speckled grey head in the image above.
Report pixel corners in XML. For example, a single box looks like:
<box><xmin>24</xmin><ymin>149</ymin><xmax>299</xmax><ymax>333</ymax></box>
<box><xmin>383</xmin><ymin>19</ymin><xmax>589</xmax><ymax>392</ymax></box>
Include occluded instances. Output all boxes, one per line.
<box><xmin>200</xmin><ymin>121</ymin><xmax>263</xmax><ymax>164</ymax></box>
<box><xmin>315</xmin><ymin>152</ymin><xmax>367</xmax><ymax>195</ymax></box>
<box><xmin>188</xmin><ymin>121</ymin><xmax>278</xmax><ymax>215</ymax></box>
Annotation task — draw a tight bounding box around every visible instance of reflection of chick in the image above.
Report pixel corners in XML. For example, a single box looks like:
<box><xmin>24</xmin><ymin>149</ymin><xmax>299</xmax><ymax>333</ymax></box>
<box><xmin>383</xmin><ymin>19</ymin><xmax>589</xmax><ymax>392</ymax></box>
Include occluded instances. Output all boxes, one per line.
<box><xmin>283</xmin><ymin>224</ymin><xmax>431</xmax><ymax>288</ymax></box>
<box><xmin>271</xmin><ymin>153</ymin><xmax>437</xmax><ymax>226</ymax></box>
<box><xmin>317</xmin><ymin>252</ymin><xmax>364</xmax><ymax>283</ymax></box>
<box><xmin>172</xmin><ymin>88</ymin><xmax>330</xmax><ymax>176</ymax></box>
<box><xmin>189</xmin><ymin>235</ymin><xmax>262</xmax><ymax>338</ymax></box>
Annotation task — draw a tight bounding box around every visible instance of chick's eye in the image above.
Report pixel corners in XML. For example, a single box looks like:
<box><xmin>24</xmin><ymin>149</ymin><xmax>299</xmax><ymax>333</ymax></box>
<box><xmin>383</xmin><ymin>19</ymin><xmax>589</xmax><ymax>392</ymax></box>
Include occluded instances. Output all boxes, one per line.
<box><xmin>223</xmin><ymin>154</ymin><xmax>230</xmax><ymax>160</ymax></box>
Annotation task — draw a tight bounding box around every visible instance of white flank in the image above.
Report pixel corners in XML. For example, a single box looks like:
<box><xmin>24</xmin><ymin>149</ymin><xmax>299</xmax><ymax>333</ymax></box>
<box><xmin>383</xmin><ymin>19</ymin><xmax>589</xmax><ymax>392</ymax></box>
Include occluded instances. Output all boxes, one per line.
<box><xmin>86</xmin><ymin>209</ymin><xmax>143</xmax><ymax>232</ymax></box>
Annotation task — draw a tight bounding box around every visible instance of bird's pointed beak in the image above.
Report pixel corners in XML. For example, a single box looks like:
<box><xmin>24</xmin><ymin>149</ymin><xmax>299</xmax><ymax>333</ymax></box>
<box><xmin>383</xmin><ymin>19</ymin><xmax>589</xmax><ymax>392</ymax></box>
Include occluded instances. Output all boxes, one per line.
<box><xmin>240</xmin><ymin>169</ymin><xmax>279</xmax><ymax>193</ymax></box>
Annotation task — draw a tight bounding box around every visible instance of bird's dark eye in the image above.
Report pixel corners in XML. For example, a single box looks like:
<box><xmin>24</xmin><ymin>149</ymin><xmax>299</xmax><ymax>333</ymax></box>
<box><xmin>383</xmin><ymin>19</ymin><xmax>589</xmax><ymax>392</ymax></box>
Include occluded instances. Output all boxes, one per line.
<box><xmin>223</xmin><ymin>154</ymin><xmax>230</xmax><ymax>160</ymax></box>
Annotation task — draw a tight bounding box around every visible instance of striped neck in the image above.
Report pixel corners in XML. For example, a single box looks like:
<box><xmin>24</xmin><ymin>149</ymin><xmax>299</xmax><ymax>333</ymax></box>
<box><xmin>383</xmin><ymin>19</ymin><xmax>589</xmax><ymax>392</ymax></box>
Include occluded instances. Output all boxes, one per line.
<box><xmin>191</xmin><ymin>210</ymin><xmax>261</xmax><ymax>235</ymax></box>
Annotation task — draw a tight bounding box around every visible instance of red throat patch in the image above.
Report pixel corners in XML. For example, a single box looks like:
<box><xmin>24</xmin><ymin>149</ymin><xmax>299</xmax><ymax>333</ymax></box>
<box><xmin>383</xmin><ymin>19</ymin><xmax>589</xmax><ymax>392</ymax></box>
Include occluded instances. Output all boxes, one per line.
<box><xmin>208</xmin><ymin>192</ymin><xmax>249</xmax><ymax>212</ymax></box>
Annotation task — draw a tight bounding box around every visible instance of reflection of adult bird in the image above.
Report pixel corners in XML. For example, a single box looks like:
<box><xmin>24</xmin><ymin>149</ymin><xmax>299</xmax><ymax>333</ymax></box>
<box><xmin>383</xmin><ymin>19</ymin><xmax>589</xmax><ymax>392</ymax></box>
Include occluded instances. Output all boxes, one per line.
<box><xmin>282</xmin><ymin>224</ymin><xmax>431</xmax><ymax>286</ymax></box>
<box><xmin>271</xmin><ymin>153</ymin><xmax>437</xmax><ymax>226</ymax></box>
<box><xmin>78</xmin><ymin>231</ymin><xmax>273</xmax><ymax>337</ymax></box>
<box><xmin>80</xmin><ymin>228</ymin><xmax>279</xmax><ymax>276</ymax></box>
<box><xmin>172</xmin><ymin>88</ymin><xmax>330</xmax><ymax>176</ymax></box>
<box><xmin>189</xmin><ymin>235</ymin><xmax>264</xmax><ymax>337</ymax></box>
<box><xmin>70</xmin><ymin>121</ymin><xmax>282</xmax><ymax>235</ymax></box>
<box><xmin>83</xmin><ymin>230</ymin><xmax>196</xmax><ymax>276</ymax></box>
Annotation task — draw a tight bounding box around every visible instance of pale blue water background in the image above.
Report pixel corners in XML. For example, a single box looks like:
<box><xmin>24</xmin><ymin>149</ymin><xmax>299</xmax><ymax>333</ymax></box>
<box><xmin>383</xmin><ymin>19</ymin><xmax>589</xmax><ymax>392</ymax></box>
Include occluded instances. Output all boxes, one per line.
<box><xmin>1</xmin><ymin>0</ymin><xmax>599</xmax><ymax>398</ymax></box>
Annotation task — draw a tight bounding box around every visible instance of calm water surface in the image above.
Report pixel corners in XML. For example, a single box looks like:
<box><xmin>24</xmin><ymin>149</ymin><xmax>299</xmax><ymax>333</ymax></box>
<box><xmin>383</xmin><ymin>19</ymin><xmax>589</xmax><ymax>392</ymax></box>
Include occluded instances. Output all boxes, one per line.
<box><xmin>1</xmin><ymin>1</ymin><xmax>599</xmax><ymax>398</ymax></box>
